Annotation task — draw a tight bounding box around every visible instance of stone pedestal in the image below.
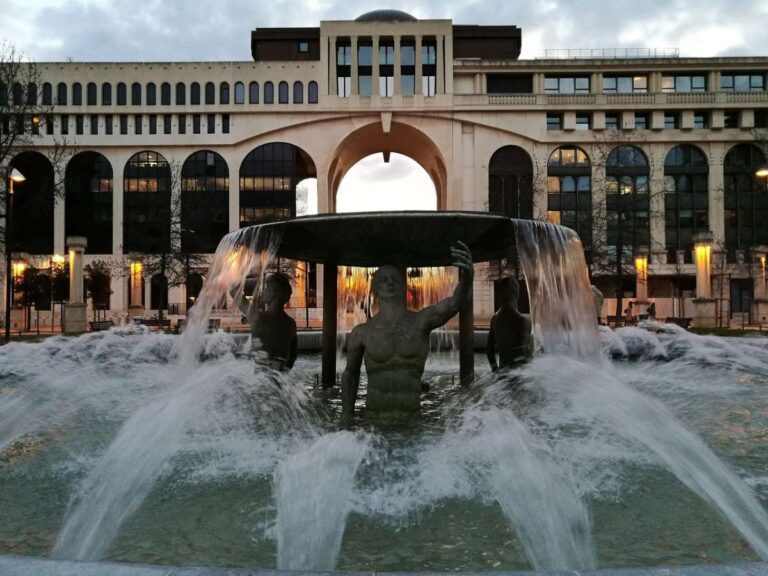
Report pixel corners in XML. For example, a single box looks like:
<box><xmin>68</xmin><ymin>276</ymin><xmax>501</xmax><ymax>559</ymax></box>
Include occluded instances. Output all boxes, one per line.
<box><xmin>62</xmin><ymin>303</ymin><xmax>87</xmax><ymax>334</ymax></box>
<box><xmin>692</xmin><ymin>298</ymin><xmax>717</xmax><ymax>328</ymax></box>
<box><xmin>753</xmin><ymin>299</ymin><xmax>768</xmax><ymax>325</ymax></box>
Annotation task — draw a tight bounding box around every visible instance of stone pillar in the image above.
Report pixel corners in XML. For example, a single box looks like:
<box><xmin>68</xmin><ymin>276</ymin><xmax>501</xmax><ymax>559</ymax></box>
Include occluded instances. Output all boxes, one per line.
<box><xmin>128</xmin><ymin>258</ymin><xmax>144</xmax><ymax>320</ymax></box>
<box><xmin>752</xmin><ymin>246</ymin><xmax>768</xmax><ymax>324</ymax></box>
<box><xmin>708</xmin><ymin>143</ymin><xmax>725</xmax><ymax>246</ymax></box>
<box><xmin>459</xmin><ymin>267</ymin><xmax>474</xmax><ymax>386</ymax></box>
<box><xmin>692</xmin><ymin>231</ymin><xmax>716</xmax><ymax>328</ymax></box>
<box><xmin>112</xmin><ymin>158</ymin><xmax>124</xmax><ymax>255</ymax></box>
<box><xmin>414</xmin><ymin>35</ymin><xmax>423</xmax><ymax>96</ymax></box>
<box><xmin>329</xmin><ymin>37</ymin><xmax>338</xmax><ymax>96</ymax></box>
<box><xmin>649</xmin><ymin>145</ymin><xmax>667</xmax><ymax>263</ymax></box>
<box><xmin>63</xmin><ymin>236</ymin><xmax>87</xmax><ymax>334</ymax></box>
<box><xmin>393</xmin><ymin>35</ymin><xmax>402</xmax><ymax>96</ymax></box>
<box><xmin>53</xmin><ymin>165</ymin><xmax>66</xmax><ymax>255</ymax></box>
<box><xmin>436</xmin><ymin>35</ymin><xmax>445</xmax><ymax>94</ymax></box>
<box><xmin>321</xmin><ymin>262</ymin><xmax>337</xmax><ymax>388</ymax></box>
<box><xmin>350</xmin><ymin>36</ymin><xmax>359</xmax><ymax>96</ymax></box>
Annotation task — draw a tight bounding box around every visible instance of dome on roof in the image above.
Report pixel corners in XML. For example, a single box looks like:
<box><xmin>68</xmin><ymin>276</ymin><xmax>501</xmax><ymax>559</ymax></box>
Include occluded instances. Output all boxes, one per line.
<box><xmin>355</xmin><ymin>9</ymin><xmax>417</xmax><ymax>22</ymax></box>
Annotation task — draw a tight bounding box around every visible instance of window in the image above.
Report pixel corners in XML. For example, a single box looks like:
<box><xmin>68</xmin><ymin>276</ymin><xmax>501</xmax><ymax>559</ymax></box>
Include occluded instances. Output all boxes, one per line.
<box><xmin>635</xmin><ymin>113</ymin><xmax>649</xmax><ymax>130</ymax></box>
<box><xmin>147</xmin><ymin>83</ymin><xmax>157</xmax><ymax>105</ymax></box>
<box><xmin>662</xmin><ymin>74</ymin><xmax>707</xmax><ymax>93</ymax></box>
<box><xmin>193</xmin><ymin>114</ymin><xmax>201</xmax><ymax>134</ymax></box>
<box><xmin>220</xmin><ymin>82</ymin><xmax>230</xmax><ymax>105</ymax></box>
<box><xmin>134</xmin><ymin>114</ymin><xmax>142</xmax><ymax>135</ymax></box>
<box><xmin>101</xmin><ymin>83</ymin><xmax>112</xmax><ymax>106</ymax></box>
<box><xmin>64</xmin><ymin>151</ymin><xmax>114</xmax><ymax>255</ymax></box>
<box><xmin>605</xmin><ymin>146</ymin><xmax>651</xmax><ymax>257</ymax></box>
<box><xmin>293</xmin><ymin>81</ymin><xmax>303</xmax><ymax>104</ymax></box>
<box><xmin>488</xmin><ymin>146</ymin><xmax>534</xmax><ymax>219</ymax></box>
<box><xmin>264</xmin><ymin>82</ymin><xmax>274</xmax><ymax>104</ymax></box>
<box><xmin>207</xmin><ymin>113</ymin><xmax>215</xmax><ymax>134</ymax></box>
<box><xmin>26</xmin><ymin>83</ymin><xmax>37</xmax><ymax>106</ymax></box>
<box><xmin>119</xmin><ymin>114</ymin><xmax>128</xmax><ymax>135</ymax></box>
<box><xmin>298</xmin><ymin>41</ymin><xmax>309</xmax><ymax>53</ymax></box>
<box><xmin>234</xmin><ymin>82</ymin><xmax>245</xmax><ymax>104</ymax></box>
<box><xmin>664</xmin><ymin>112</ymin><xmax>679</xmax><ymax>129</ymax></box>
<box><xmin>87</xmin><ymin>82</ymin><xmax>97</xmax><ymax>106</ymax></box>
<box><xmin>0</xmin><ymin>83</ymin><xmax>7</xmax><ymax>105</ymax></box>
<box><xmin>205</xmin><ymin>82</ymin><xmax>215</xmax><ymax>104</ymax></box>
<box><xmin>308</xmin><ymin>81</ymin><xmax>318</xmax><ymax>104</ymax></box>
<box><xmin>422</xmin><ymin>39</ymin><xmax>437</xmax><ymax>96</ymax></box>
<box><xmin>693</xmin><ymin>111</ymin><xmax>709</xmax><ymax>129</ymax></box>
<box><xmin>605</xmin><ymin>113</ymin><xmax>619</xmax><ymax>130</ymax></box>
<box><xmin>180</xmin><ymin>150</ymin><xmax>230</xmax><ymax>252</ymax></box>
<box><xmin>149</xmin><ymin>114</ymin><xmax>157</xmax><ymax>134</ymax></box>
<box><xmin>721</xmin><ymin>74</ymin><xmax>764</xmax><ymax>92</ymax></box>
<box><xmin>161</xmin><ymin>82</ymin><xmax>171</xmax><ymax>105</ymax></box>
<box><xmin>178</xmin><ymin>114</ymin><xmax>186</xmax><ymax>134</ymax></box>
<box><xmin>401</xmin><ymin>38</ymin><xmax>415</xmax><ymax>96</ymax></box>
<box><xmin>222</xmin><ymin>113</ymin><xmax>230</xmax><ymax>133</ymax></box>
<box><xmin>379</xmin><ymin>40</ymin><xmax>394</xmax><ymax>97</ymax></box>
<box><xmin>191</xmin><ymin>82</ymin><xmax>200</xmax><ymax>105</ymax></box>
<box><xmin>575</xmin><ymin>114</ymin><xmax>591</xmax><ymax>131</ymax></box>
<box><xmin>664</xmin><ymin>145</ymin><xmax>709</xmax><ymax>258</ymax></box>
<box><xmin>123</xmin><ymin>150</ymin><xmax>171</xmax><ymax>253</ymax></box>
<box><xmin>724</xmin><ymin>144</ymin><xmax>768</xmax><ymax>258</ymax></box>
<box><xmin>279</xmin><ymin>81</ymin><xmax>289</xmax><ymax>104</ymax></box>
<box><xmin>42</xmin><ymin>83</ymin><xmax>53</xmax><ymax>105</ymax></box>
<box><xmin>357</xmin><ymin>42</ymin><xmax>372</xmax><ymax>97</ymax></box>
<box><xmin>603</xmin><ymin>75</ymin><xmax>648</xmax><ymax>94</ymax></box>
<box><xmin>724</xmin><ymin>109</ymin><xmax>739</xmax><ymax>128</ymax></box>
<box><xmin>548</xmin><ymin>146</ymin><xmax>592</xmax><ymax>243</ymax></box>
<box><xmin>57</xmin><ymin>82</ymin><xmax>68</xmax><ymax>105</ymax></box>
<box><xmin>131</xmin><ymin>82</ymin><xmax>141</xmax><ymax>105</ymax></box>
<box><xmin>163</xmin><ymin>114</ymin><xmax>172</xmax><ymax>134</ymax></box>
<box><xmin>544</xmin><ymin>76</ymin><xmax>589</xmax><ymax>94</ymax></box>
<box><xmin>249</xmin><ymin>81</ymin><xmax>259</xmax><ymax>104</ymax></box>
<box><xmin>755</xmin><ymin>110</ymin><xmax>768</xmax><ymax>129</ymax></box>
<box><xmin>72</xmin><ymin>83</ymin><xmax>82</xmax><ymax>105</ymax></box>
<box><xmin>176</xmin><ymin>82</ymin><xmax>186</xmax><ymax>105</ymax></box>
<box><xmin>546</xmin><ymin>113</ymin><xmax>562</xmax><ymax>130</ymax></box>
<box><xmin>31</xmin><ymin>115</ymin><xmax>40</xmax><ymax>135</ymax></box>
<box><xmin>105</xmin><ymin>114</ymin><xmax>113</xmax><ymax>135</ymax></box>
<box><xmin>89</xmin><ymin>115</ymin><xmax>98</xmax><ymax>135</ymax></box>
<box><xmin>45</xmin><ymin>116</ymin><xmax>54</xmax><ymax>135</ymax></box>
<box><xmin>75</xmin><ymin>115</ymin><xmax>84</xmax><ymax>134</ymax></box>
<box><xmin>60</xmin><ymin>114</ymin><xmax>69</xmax><ymax>135</ymax></box>
<box><xmin>117</xmin><ymin>82</ymin><xmax>126</xmax><ymax>105</ymax></box>
<box><xmin>337</xmin><ymin>40</ymin><xmax>352</xmax><ymax>97</ymax></box>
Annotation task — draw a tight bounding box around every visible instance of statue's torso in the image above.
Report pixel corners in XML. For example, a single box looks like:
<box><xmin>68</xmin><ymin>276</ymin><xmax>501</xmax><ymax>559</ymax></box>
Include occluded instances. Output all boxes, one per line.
<box><xmin>492</xmin><ymin>309</ymin><xmax>533</xmax><ymax>369</ymax></box>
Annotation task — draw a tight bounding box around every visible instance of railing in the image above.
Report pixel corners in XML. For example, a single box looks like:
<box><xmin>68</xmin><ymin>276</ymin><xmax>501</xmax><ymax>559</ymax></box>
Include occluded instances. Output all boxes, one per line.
<box><xmin>537</xmin><ymin>47</ymin><xmax>679</xmax><ymax>59</ymax></box>
<box><xmin>454</xmin><ymin>90</ymin><xmax>767</xmax><ymax>107</ymax></box>
<box><xmin>605</xmin><ymin>93</ymin><xmax>656</xmax><ymax>105</ymax></box>
<box><xmin>726</xmin><ymin>91</ymin><xmax>768</xmax><ymax>103</ymax></box>
<box><xmin>666</xmin><ymin>92</ymin><xmax>716</xmax><ymax>104</ymax></box>
<box><xmin>488</xmin><ymin>94</ymin><xmax>537</xmax><ymax>105</ymax></box>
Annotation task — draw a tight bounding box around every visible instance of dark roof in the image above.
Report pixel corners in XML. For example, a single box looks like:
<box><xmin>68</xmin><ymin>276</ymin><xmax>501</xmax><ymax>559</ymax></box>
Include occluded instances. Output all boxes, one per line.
<box><xmin>355</xmin><ymin>9</ymin><xmax>417</xmax><ymax>22</ymax></box>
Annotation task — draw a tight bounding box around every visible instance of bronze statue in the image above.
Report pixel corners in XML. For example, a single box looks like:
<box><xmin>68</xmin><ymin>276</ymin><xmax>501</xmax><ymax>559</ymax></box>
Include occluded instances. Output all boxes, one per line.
<box><xmin>234</xmin><ymin>273</ymin><xmax>298</xmax><ymax>371</ymax></box>
<box><xmin>341</xmin><ymin>242</ymin><xmax>474</xmax><ymax>424</ymax></box>
<box><xmin>486</xmin><ymin>277</ymin><xmax>533</xmax><ymax>371</ymax></box>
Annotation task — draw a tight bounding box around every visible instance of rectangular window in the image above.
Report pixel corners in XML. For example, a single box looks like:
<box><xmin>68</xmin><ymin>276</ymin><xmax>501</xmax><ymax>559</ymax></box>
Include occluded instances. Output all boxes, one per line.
<box><xmin>755</xmin><ymin>110</ymin><xmax>768</xmax><ymax>129</ymax></box>
<box><xmin>544</xmin><ymin>76</ymin><xmax>590</xmax><ymax>94</ymax></box>
<box><xmin>401</xmin><ymin>39</ymin><xmax>415</xmax><ymax>96</ymax></box>
<box><xmin>193</xmin><ymin>113</ymin><xmax>201</xmax><ymax>134</ymax></box>
<box><xmin>222</xmin><ymin>113</ymin><xmax>230</xmax><ymax>133</ymax></box>
<box><xmin>605</xmin><ymin>113</ymin><xmax>619</xmax><ymax>130</ymax></box>
<box><xmin>336</xmin><ymin>41</ymin><xmax>352</xmax><ymax>98</ymax></box>
<box><xmin>662</xmin><ymin>74</ymin><xmax>707</xmax><ymax>93</ymax></box>
<box><xmin>75</xmin><ymin>115</ymin><xmax>84</xmax><ymax>135</ymax></box>
<box><xmin>693</xmin><ymin>111</ymin><xmax>708</xmax><ymax>129</ymax></box>
<box><xmin>32</xmin><ymin>115</ymin><xmax>40</xmax><ymax>135</ymax></box>
<box><xmin>664</xmin><ymin>112</ymin><xmax>679</xmax><ymax>129</ymax></box>
<box><xmin>120</xmin><ymin>114</ymin><xmax>128</xmax><ymax>135</ymax></box>
<box><xmin>422</xmin><ymin>40</ymin><xmax>437</xmax><ymax>96</ymax></box>
<box><xmin>298</xmin><ymin>41</ymin><xmax>309</xmax><ymax>53</ymax></box>
<box><xmin>45</xmin><ymin>115</ymin><xmax>54</xmax><ymax>135</ymax></box>
<box><xmin>163</xmin><ymin>114</ymin><xmax>172</xmax><ymax>134</ymax></box>
<box><xmin>90</xmin><ymin>114</ymin><xmax>98</xmax><ymax>135</ymax></box>
<box><xmin>178</xmin><ymin>113</ymin><xmax>186</xmax><ymax>134</ymax></box>
<box><xmin>105</xmin><ymin>114</ymin><xmax>113</xmax><ymax>135</ymax></box>
<box><xmin>634</xmin><ymin>113</ymin><xmax>649</xmax><ymax>130</ymax></box>
<box><xmin>61</xmin><ymin>114</ymin><xmax>69</xmax><ymax>135</ymax></box>
<box><xmin>134</xmin><ymin>114</ymin><xmax>142</xmax><ymax>135</ymax></box>
<box><xmin>149</xmin><ymin>114</ymin><xmax>157</xmax><ymax>134</ymax></box>
<box><xmin>379</xmin><ymin>41</ymin><xmax>395</xmax><ymax>97</ymax></box>
<box><xmin>721</xmin><ymin>74</ymin><xmax>765</xmax><ymax>92</ymax></box>
<box><xmin>546</xmin><ymin>113</ymin><xmax>562</xmax><ymax>130</ymax></box>
<box><xmin>575</xmin><ymin>113</ymin><xmax>590</xmax><ymax>130</ymax></box>
<box><xmin>207</xmin><ymin>113</ymin><xmax>215</xmax><ymax>134</ymax></box>
<box><xmin>724</xmin><ymin>109</ymin><xmax>739</xmax><ymax>128</ymax></box>
<box><xmin>603</xmin><ymin>75</ymin><xmax>648</xmax><ymax>93</ymax></box>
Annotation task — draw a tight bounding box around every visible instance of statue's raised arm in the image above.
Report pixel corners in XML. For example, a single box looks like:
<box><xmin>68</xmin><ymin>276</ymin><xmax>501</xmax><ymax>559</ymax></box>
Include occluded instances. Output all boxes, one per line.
<box><xmin>419</xmin><ymin>241</ymin><xmax>474</xmax><ymax>332</ymax></box>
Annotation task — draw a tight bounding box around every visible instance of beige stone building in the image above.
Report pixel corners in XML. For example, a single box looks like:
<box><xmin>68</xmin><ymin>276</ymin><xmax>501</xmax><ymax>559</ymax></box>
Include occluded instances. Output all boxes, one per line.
<box><xmin>3</xmin><ymin>9</ymin><xmax>768</xmax><ymax>329</ymax></box>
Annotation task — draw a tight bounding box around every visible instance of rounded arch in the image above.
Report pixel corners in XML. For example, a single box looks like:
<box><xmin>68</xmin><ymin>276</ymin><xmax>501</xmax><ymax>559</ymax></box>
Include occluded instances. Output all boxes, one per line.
<box><xmin>488</xmin><ymin>145</ymin><xmax>534</xmax><ymax>219</ymax></box>
<box><xmin>180</xmin><ymin>150</ymin><xmax>229</xmax><ymax>252</ymax></box>
<box><xmin>547</xmin><ymin>145</ymin><xmax>592</xmax><ymax>243</ymax></box>
<box><xmin>123</xmin><ymin>150</ymin><xmax>171</xmax><ymax>253</ymax></box>
<box><xmin>9</xmin><ymin>151</ymin><xmax>55</xmax><ymax>254</ymax></box>
<box><xmin>664</xmin><ymin>144</ymin><xmax>710</xmax><ymax>259</ymax></box>
<box><xmin>664</xmin><ymin>143</ymin><xmax>708</xmax><ymax>168</ymax></box>
<box><xmin>131</xmin><ymin>82</ymin><xmax>141</xmax><ymax>105</ymax></box>
<box><xmin>190</xmin><ymin>82</ymin><xmax>200</xmax><ymax>105</ymax></box>
<box><xmin>239</xmin><ymin>142</ymin><xmax>317</xmax><ymax>227</ymax></box>
<box><xmin>234</xmin><ymin>81</ymin><xmax>245</xmax><ymax>104</ymax></box>
<box><xmin>293</xmin><ymin>81</ymin><xmax>303</xmax><ymax>104</ymax></box>
<box><xmin>328</xmin><ymin>121</ymin><xmax>447</xmax><ymax>212</ymax></box>
<box><xmin>605</xmin><ymin>145</ymin><xmax>651</xmax><ymax>257</ymax></box>
<box><xmin>249</xmin><ymin>81</ymin><xmax>259</xmax><ymax>104</ymax></box>
<box><xmin>176</xmin><ymin>82</ymin><xmax>186</xmax><ymax>105</ymax></box>
<box><xmin>146</xmin><ymin>82</ymin><xmax>157</xmax><ymax>105</ymax></box>
<box><xmin>724</xmin><ymin>143</ymin><xmax>767</xmax><ymax>256</ymax></box>
<box><xmin>65</xmin><ymin>151</ymin><xmax>113</xmax><ymax>254</ymax></box>
<box><xmin>607</xmin><ymin>145</ymin><xmax>649</xmax><ymax>170</ymax></box>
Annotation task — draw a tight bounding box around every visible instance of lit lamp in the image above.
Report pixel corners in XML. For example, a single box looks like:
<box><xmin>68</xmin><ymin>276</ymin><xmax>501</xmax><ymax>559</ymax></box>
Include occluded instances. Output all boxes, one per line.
<box><xmin>755</xmin><ymin>165</ymin><xmax>768</xmax><ymax>178</ymax></box>
<box><xmin>5</xmin><ymin>168</ymin><xmax>26</xmax><ymax>342</ymax></box>
<box><xmin>634</xmin><ymin>246</ymin><xmax>649</xmax><ymax>303</ymax></box>
<box><xmin>693</xmin><ymin>231</ymin><xmax>714</xmax><ymax>300</ymax></box>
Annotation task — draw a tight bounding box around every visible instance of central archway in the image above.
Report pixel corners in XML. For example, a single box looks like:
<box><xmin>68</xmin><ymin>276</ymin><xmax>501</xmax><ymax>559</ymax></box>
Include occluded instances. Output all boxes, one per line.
<box><xmin>328</xmin><ymin>121</ymin><xmax>447</xmax><ymax>212</ymax></box>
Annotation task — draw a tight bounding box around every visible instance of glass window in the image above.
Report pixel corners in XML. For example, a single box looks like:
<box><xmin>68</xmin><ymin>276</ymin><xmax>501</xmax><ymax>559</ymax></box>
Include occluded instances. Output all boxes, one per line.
<box><xmin>146</xmin><ymin>82</ymin><xmax>156</xmax><ymax>105</ymax></box>
<box><xmin>249</xmin><ymin>81</ymin><xmax>259</xmax><ymax>104</ymax></box>
<box><xmin>180</xmin><ymin>150</ymin><xmax>230</xmax><ymax>252</ymax></box>
<box><xmin>72</xmin><ymin>83</ymin><xmax>82</xmax><ymax>105</ymax></box>
<box><xmin>176</xmin><ymin>82</ymin><xmax>186</xmax><ymax>105</ymax></box>
<box><xmin>488</xmin><ymin>145</ymin><xmax>534</xmax><ymax>219</ymax></box>
<box><xmin>308</xmin><ymin>81</ymin><xmax>318</xmax><ymax>104</ymax></box>
<box><xmin>264</xmin><ymin>82</ymin><xmax>274</xmax><ymax>104</ymax></box>
<box><xmin>220</xmin><ymin>82</ymin><xmax>230</xmax><ymax>105</ymax></box>
<box><xmin>724</xmin><ymin>144</ymin><xmax>767</xmax><ymax>256</ymax></box>
<box><xmin>605</xmin><ymin>114</ymin><xmax>619</xmax><ymax>130</ymax></box>
<box><xmin>193</xmin><ymin>114</ymin><xmax>201</xmax><ymax>134</ymax></box>
<box><xmin>87</xmin><ymin>82</ymin><xmax>97</xmax><ymax>106</ymax></box>
<box><xmin>119</xmin><ymin>114</ymin><xmax>128</xmax><ymax>135</ymax></box>
<box><xmin>161</xmin><ymin>82</ymin><xmax>171</xmax><ymax>105</ymax></box>
<box><xmin>131</xmin><ymin>82</ymin><xmax>141</xmax><ymax>105</ymax></box>
<box><xmin>205</xmin><ymin>82</ymin><xmax>215</xmax><ymax>104</ymax></box>
<box><xmin>149</xmin><ymin>114</ymin><xmax>157</xmax><ymax>134</ymax></box>
<box><xmin>123</xmin><ymin>151</ymin><xmax>171</xmax><ymax>253</ymax></box>
<box><xmin>60</xmin><ymin>114</ymin><xmax>69</xmax><ymax>135</ymax></box>
<box><xmin>664</xmin><ymin>145</ymin><xmax>709</xmax><ymax>255</ymax></box>
<box><xmin>545</xmin><ymin>76</ymin><xmax>590</xmax><ymax>94</ymax></box>
<box><xmin>134</xmin><ymin>114</ymin><xmax>142</xmax><ymax>135</ymax></box>
<box><xmin>105</xmin><ymin>114</ymin><xmax>113</xmax><ymax>135</ymax></box>
<box><xmin>222</xmin><ymin>113</ymin><xmax>230</xmax><ymax>133</ymax></box>
<box><xmin>575</xmin><ymin>114</ymin><xmax>590</xmax><ymax>131</ymax></box>
<box><xmin>207</xmin><ymin>113</ymin><xmax>215</xmax><ymax>134</ymax></box>
<box><xmin>635</xmin><ymin>113</ymin><xmax>648</xmax><ymax>130</ymax></box>
<box><xmin>693</xmin><ymin>111</ymin><xmax>708</xmax><ymax>129</ymax></box>
<box><xmin>90</xmin><ymin>114</ymin><xmax>98</xmax><ymax>135</ymax></box>
<box><xmin>721</xmin><ymin>73</ymin><xmax>765</xmax><ymax>92</ymax></box>
<box><xmin>178</xmin><ymin>113</ymin><xmax>186</xmax><ymax>134</ymax></box>
<box><xmin>664</xmin><ymin>112</ymin><xmax>679</xmax><ymax>129</ymax></box>
<box><xmin>546</xmin><ymin>113</ymin><xmax>562</xmax><ymax>130</ymax></box>
<box><xmin>191</xmin><ymin>82</ymin><xmax>200</xmax><ymax>105</ymax></box>
<box><xmin>662</xmin><ymin>74</ymin><xmax>707</xmax><ymax>93</ymax></box>
<box><xmin>42</xmin><ymin>83</ymin><xmax>53</xmax><ymax>105</ymax></box>
<box><xmin>117</xmin><ymin>83</ymin><xmax>127</xmax><ymax>105</ymax></box>
<box><xmin>299</xmin><ymin>41</ymin><xmax>309</xmax><ymax>53</ymax></box>
<box><xmin>163</xmin><ymin>114</ymin><xmax>172</xmax><ymax>134</ymax></box>
<box><xmin>57</xmin><ymin>82</ymin><xmax>68</xmax><ymax>105</ymax></box>
<box><xmin>101</xmin><ymin>83</ymin><xmax>111</xmax><ymax>106</ymax></box>
<box><xmin>234</xmin><ymin>82</ymin><xmax>245</xmax><ymax>104</ymax></box>
<box><xmin>293</xmin><ymin>81</ymin><xmax>303</xmax><ymax>104</ymax></box>
<box><xmin>278</xmin><ymin>81</ymin><xmax>289</xmax><ymax>104</ymax></box>
<box><xmin>548</xmin><ymin>146</ymin><xmax>592</xmax><ymax>244</ymax></box>
<box><xmin>75</xmin><ymin>115</ymin><xmax>84</xmax><ymax>134</ymax></box>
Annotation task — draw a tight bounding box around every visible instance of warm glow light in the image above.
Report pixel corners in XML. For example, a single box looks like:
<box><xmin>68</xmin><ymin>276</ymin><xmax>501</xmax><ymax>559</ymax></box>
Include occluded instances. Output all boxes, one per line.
<box><xmin>634</xmin><ymin>256</ymin><xmax>648</xmax><ymax>278</ymax></box>
<box><xmin>11</xmin><ymin>262</ymin><xmax>26</xmax><ymax>277</ymax></box>
<box><xmin>695</xmin><ymin>245</ymin><xmax>711</xmax><ymax>260</ymax></box>
<box><xmin>756</xmin><ymin>165</ymin><xmax>768</xmax><ymax>178</ymax></box>
<box><xmin>130</xmin><ymin>261</ymin><xmax>143</xmax><ymax>276</ymax></box>
<box><xmin>51</xmin><ymin>254</ymin><xmax>65</xmax><ymax>265</ymax></box>
<box><xmin>9</xmin><ymin>168</ymin><xmax>26</xmax><ymax>184</ymax></box>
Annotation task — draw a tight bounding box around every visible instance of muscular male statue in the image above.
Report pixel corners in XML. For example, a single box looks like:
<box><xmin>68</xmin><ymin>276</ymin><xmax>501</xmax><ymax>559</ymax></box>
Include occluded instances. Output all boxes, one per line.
<box><xmin>341</xmin><ymin>242</ymin><xmax>474</xmax><ymax>424</ymax></box>
<box><xmin>486</xmin><ymin>277</ymin><xmax>534</xmax><ymax>372</ymax></box>
<box><xmin>234</xmin><ymin>273</ymin><xmax>298</xmax><ymax>371</ymax></box>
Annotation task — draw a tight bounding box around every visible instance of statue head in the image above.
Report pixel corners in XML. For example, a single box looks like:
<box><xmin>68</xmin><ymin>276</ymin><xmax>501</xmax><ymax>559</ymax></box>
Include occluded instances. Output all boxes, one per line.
<box><xmin>371</xmin><ymin>265</ymin><xmax>405</xmax><ymax>301</ymax></box>
<box><xmin>263</xmin><ymin>273</ymin><xmax>292</xmax><ymax>307</ymax></box>
<box><xmin>498</xmin><ymin>276</ymin><xmax>521</xmax><ymax>308</ymax></box>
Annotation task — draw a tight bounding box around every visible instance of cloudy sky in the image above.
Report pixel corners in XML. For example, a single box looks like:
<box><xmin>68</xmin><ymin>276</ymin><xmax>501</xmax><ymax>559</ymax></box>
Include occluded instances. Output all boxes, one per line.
<box><xmin>4</xmin><ymin>0</ymin><xmax>768</xmax><ymax>210</ymax></box>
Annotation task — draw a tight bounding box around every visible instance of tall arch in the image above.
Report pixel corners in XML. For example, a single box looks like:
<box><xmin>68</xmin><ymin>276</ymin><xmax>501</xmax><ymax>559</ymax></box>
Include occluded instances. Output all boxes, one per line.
<box><xmin>724</xmin><ymin>143</ymin><xmax>767</xmax><ymax>258</ymax></box>
<box><xmin>606</xmin><ymin>145</ymin><xmax>650</xmax><ymax>255</ymax></box>
<box><xmin>664</xmin><ymin>144</ymin><xmax>709</xmax><ymax>260</ymax></box>
<box><xmin>239</xmin><ymin>142</ymin><xmax>316</xmax><ymax>227</ymax></box>
<box><xmin>328</xmin><ymin>121</ymin><xmax>447</xmax><ymax>212</ymax></box>
<box><xmin>488</xmin><ymin>145</ymin><xmax>534</xmax><ymax>219</ymax></box>
<box><xmin>181</xmin><ymin>150</ymin><xmax>229</xmax><ymax>252</ymax></box>
<box><xmin>9</xmin><ymin>151</ymin><xmax>55</xmax><ymax>254</ymax></box>
<box><xmin>123</xmin><ymin>151</ymin><xmax>171</xmax><ymax>253</ymax></box>
<box><xmin>547</xmin><ymin>145</ymin><xmax>592</xmax><ymax>244</ymax></box>
<box><xmin>65</xmin><ymin>151</ymin><xmax>113</xmax><ymax>254</ymax></box>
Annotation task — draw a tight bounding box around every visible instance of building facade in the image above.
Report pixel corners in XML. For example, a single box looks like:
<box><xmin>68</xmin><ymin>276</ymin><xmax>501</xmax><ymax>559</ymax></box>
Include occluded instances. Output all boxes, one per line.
<box><xmin>3</xmin><ymin>9</ymin><xmax>768</xmax><ymax>327</ymax></box>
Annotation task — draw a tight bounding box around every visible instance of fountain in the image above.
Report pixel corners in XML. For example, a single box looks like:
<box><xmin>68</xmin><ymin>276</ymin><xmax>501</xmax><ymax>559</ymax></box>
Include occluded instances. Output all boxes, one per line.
<box><xmin>1</xmin><ymin>211</ymin><xmax>767</xmax><ymax>576</ymax></box>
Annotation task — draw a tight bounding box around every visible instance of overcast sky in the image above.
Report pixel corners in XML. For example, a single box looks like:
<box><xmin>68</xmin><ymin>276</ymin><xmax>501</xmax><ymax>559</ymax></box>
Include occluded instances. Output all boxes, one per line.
<box><xmin>4</xmin><ymin>0</ymin><xmax>768</xmax><ymax>210</ymax></box>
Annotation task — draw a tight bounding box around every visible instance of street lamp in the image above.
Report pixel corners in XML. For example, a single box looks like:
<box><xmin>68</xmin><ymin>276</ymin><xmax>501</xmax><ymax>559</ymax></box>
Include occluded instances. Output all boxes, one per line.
<box><xmin>755</xmin><ymin>165</ymin><xmax>768</xmax><ymax>178</ymax></box>
<box><xmin>5</xmin><ymin>168</ymin><xmax>26</xmax><ymax>342</ymax></box>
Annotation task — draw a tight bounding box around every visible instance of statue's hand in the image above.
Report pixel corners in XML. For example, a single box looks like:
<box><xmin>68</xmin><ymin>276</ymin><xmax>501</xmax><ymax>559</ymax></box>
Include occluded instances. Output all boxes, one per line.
<box><xmin>450</xmin><ymin>241</ymin><xmax>474</xmax><ymax>280</ymax></box>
